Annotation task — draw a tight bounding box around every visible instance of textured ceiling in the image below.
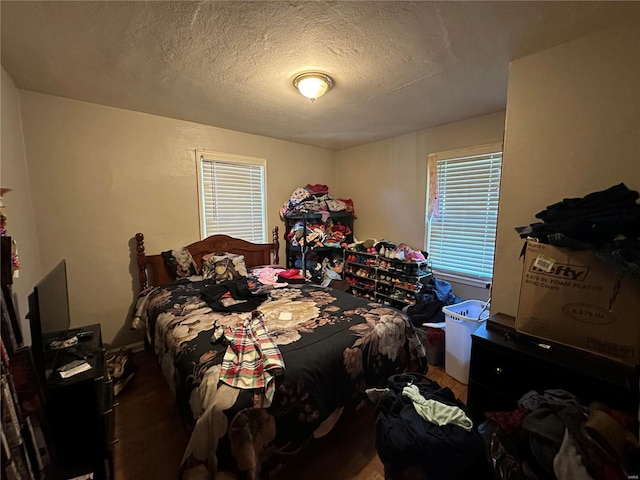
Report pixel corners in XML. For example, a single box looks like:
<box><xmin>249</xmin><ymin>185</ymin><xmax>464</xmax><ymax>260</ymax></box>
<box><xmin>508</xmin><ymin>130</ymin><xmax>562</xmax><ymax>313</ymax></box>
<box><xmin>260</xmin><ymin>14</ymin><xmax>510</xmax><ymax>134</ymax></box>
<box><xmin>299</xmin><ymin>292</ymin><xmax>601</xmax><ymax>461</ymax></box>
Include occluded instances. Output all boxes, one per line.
<box><xmin>1</xmin><ymin>1</ymin><xmax>638</xmax><ymax>150</ymax></box>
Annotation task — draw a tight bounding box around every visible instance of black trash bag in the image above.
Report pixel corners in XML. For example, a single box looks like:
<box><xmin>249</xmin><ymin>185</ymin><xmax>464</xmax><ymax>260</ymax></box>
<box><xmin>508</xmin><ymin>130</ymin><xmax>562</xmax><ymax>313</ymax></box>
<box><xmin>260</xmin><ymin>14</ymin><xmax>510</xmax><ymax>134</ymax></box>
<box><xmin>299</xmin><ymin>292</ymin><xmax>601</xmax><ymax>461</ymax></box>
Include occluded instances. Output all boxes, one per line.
<box><xmin>407</xmin><ymin>277</ymin><xmax>462</xmax><ymax>326</ymax></box>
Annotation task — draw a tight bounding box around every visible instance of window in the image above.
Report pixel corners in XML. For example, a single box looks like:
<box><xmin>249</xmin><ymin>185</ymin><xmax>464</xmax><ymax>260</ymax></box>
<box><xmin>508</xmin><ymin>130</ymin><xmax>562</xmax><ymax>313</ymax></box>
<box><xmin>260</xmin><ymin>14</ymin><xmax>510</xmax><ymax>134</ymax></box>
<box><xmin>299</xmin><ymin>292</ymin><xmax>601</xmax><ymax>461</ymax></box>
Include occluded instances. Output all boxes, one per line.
<box><xmin>426</xmin><ymin>144</ymin><xmax>502</xmax><ymax>283</ymax></box>
<box><xmin>197</xmin><ymin>151</ymin><xmax>267</xmax><ymax>243</ymax></box>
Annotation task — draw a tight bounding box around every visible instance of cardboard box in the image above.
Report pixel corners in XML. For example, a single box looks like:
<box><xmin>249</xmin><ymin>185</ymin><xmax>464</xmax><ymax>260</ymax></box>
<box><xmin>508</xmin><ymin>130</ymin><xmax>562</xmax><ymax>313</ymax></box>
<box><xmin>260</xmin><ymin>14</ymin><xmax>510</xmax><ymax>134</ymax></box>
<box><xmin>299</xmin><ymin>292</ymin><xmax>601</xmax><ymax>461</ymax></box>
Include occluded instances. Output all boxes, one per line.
<box><xmin>516</xmin><ymin>240</ymin><xmax>640</xmax><ymax>364</ymax></box>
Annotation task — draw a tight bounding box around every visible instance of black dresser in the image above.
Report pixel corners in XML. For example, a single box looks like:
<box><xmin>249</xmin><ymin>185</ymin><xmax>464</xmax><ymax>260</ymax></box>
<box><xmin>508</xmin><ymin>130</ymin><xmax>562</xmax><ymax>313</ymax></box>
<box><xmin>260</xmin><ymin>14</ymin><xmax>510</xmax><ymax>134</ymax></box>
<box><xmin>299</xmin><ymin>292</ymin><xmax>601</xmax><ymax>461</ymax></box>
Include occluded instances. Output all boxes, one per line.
<box><xmin>43</xmin><ymin>323</ymin><xmax>115</xmax><ymax>480</ymax></box>
<box><xmin>466</xmin><ymin>314</ymin><xmax>639</xmax><ymax>425</ymax></box>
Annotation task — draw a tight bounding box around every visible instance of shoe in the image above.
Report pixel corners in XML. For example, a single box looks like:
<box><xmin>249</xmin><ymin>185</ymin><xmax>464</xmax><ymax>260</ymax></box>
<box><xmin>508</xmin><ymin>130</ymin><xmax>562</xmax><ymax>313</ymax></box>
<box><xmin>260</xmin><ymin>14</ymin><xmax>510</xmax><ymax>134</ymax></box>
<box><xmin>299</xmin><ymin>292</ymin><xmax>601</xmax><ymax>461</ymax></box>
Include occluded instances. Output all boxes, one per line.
<box><xmin>107</xmin><ymin>347</ymin><xmax>131</xmax><ymax>379</ymax></box>
<box><xmin>366</xmin><ymin>387</ymin><xmax>389</xmax><ymax>405</ymax></box>
<box><xmin>114</xmin><ymin>361</ymin><xmax>138</xmax><ymax>396</ymax></box>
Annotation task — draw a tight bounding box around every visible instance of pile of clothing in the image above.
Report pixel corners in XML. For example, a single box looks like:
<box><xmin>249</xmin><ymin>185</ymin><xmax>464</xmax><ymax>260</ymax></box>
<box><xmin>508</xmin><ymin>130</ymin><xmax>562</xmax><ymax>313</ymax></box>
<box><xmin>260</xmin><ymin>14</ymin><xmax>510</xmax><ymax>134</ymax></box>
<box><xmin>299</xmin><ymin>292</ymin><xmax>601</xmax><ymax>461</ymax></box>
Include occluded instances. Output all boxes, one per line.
<box><xmin>291</xmin><ymin>252</ymin><xmax>345</xmax><ymax>287</ymax></box>
<box><xmin>479</xmin><ymin>389</ymin><xmax>639</xmax><ymax>479</ymax></box>
<box><xmin>369</xmin><ymin>373</ymin><xmax>492</xmax><ymax>480</ymax></box>
<box><xmin>407</xmin><ymin>276</ymin><xmax>462</xmax><ymax>326</ymax></box>
<box><xmin>285</xmin><ymin>217</ymin><xmax>352</xmax><ymax>249</ymax></box>
<box><xmin>201</xmin><ymin>277</ymin><xmax>269</xmax><ymax>312</ymax></box>
<box><xmin>516</xmin><ymin>183</ymin><xmax>640</xmax><ymax>281</ymax></box>
<box><xmin>280</xmin><ymin>184</ymin><xmax>355</xmax><ymax>219</ymax></box>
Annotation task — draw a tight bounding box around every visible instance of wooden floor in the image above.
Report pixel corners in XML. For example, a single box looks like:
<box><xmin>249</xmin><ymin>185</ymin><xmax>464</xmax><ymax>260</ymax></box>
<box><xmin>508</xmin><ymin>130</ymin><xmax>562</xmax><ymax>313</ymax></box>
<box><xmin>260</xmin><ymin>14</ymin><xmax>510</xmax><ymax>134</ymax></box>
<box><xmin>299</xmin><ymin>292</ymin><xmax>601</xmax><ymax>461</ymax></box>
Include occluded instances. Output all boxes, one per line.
<box><xmin>113</xmin><ymin>351</ymin><xmax>467</xmax><ymax>480</ymax></box>
<box><xmin>112</xmin><ymin>350</ymin><xmax>189</xmax><ymax>480</ymax></box>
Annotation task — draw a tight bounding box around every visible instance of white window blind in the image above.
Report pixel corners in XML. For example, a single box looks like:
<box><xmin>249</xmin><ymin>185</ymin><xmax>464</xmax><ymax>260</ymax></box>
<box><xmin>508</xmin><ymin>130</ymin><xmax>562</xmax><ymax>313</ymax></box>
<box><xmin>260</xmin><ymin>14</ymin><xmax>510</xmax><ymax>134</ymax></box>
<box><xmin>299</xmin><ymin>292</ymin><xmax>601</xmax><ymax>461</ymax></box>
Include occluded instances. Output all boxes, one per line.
<box><xmin>427</xmin><ymin>146</ymin><xmax>502</xmax><ymax>281</ymax></box>
<box><xmin>197</xmin><ymin>151</ymin><xmax>267</xmax><ymax>243</ymax></box>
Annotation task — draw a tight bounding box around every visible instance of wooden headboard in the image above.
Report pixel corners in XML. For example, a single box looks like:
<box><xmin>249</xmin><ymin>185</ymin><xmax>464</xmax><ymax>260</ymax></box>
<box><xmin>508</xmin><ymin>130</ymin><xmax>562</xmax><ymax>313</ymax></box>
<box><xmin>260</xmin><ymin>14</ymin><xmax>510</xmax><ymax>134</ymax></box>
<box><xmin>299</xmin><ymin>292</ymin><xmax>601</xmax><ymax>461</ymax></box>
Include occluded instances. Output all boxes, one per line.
<box><xmin>135</xmin><ymin>227</ymin><xmax>280</xmax><ymax>290</ymax></box>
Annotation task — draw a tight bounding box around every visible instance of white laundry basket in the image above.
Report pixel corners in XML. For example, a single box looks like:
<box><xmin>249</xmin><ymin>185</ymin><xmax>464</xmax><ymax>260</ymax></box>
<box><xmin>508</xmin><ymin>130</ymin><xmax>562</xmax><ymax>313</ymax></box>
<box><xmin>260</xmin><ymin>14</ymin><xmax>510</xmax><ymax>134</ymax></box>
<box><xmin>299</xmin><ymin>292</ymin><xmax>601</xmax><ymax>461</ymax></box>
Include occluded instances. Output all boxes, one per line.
<box><xmin>443</xmin><ymin>299</ymin><xmax>490</xmax><ymax>385</ymax></box>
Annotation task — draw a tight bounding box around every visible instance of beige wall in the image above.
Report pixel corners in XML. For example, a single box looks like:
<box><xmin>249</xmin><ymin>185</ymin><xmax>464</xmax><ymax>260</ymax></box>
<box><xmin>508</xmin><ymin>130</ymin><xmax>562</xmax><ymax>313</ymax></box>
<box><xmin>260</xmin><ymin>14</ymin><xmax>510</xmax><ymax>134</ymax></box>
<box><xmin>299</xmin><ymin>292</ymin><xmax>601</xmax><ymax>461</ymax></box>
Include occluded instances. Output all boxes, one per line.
<box><xmin>334</xmin><ymin>111</ymin><xmax>505</xmax><ymax>301</ymax></box>
<box><xmin>18</xmin><ymin>92</ymin><xmax>335</xmax><ymax>346</ymax></box>
<box><xmin>492</xmin><ymin>23</ymin><xmax>640</xmax><ymax>317</ymax></box>
<box><xmin>335</xmin><ymin>112</ymin><xmax>505</xmax><ymax>248</ymax></box>
<box><xmin>0</xmin><ymin>67</ymin><xmax>42</xmax><ymax>343</ymax></box>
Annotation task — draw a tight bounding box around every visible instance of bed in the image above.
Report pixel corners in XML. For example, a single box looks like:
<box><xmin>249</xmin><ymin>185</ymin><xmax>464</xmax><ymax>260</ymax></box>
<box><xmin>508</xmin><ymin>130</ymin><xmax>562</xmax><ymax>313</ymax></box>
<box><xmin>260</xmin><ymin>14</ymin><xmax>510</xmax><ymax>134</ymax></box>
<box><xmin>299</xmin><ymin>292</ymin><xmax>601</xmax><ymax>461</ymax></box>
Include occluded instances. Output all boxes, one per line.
<box><xmin>132</xmin><ymin>227</ymin><xmax>426</xmax><ymax>479</ymax></box>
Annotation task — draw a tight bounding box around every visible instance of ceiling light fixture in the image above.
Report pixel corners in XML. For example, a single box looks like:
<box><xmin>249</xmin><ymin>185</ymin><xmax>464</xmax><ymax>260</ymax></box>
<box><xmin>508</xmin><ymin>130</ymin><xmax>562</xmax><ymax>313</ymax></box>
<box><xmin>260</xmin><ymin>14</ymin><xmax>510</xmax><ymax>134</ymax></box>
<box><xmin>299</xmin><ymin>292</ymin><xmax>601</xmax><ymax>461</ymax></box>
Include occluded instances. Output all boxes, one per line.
<box><xmin>293</xmin><ymin>72</ymin><xmax>334</xmax><ymax>102</ymax></box>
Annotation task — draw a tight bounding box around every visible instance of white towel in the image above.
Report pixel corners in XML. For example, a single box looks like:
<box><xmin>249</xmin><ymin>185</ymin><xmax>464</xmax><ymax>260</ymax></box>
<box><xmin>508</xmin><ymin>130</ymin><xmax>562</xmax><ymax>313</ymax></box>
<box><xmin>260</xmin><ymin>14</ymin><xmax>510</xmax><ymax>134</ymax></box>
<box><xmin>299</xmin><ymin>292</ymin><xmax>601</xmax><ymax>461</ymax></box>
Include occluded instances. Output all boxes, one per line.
<box><xmin>402</xmin><ymin>384</ymin><xmax>473</xmax><ymax>431</ymax></box>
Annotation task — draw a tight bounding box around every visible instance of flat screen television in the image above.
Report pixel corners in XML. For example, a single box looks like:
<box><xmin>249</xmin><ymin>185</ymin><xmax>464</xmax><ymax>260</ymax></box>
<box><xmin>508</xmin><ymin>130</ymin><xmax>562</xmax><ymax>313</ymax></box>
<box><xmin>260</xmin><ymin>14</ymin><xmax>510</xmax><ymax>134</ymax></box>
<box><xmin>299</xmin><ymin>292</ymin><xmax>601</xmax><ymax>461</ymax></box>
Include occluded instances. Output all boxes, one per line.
<box><xmin>27</xmin><ymin>259</ymin><xmax>71</xmax><ymax>381</ymax></box>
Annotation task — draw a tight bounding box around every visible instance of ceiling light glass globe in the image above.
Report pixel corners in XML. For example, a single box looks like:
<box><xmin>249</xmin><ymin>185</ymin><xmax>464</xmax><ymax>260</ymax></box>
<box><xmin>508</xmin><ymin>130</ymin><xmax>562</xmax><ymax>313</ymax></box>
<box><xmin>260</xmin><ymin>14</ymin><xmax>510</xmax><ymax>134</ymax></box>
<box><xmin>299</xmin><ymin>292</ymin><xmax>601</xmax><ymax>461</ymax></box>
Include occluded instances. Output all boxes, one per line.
<box><xmin>297</xmin><ymin>77</ymin><xmax>328</xmax><ymax>100</ymax></box>
<box><xmin>293</xmin><ymin>73</ymin><xmax>334</xmax><ymax>102</ymax></box>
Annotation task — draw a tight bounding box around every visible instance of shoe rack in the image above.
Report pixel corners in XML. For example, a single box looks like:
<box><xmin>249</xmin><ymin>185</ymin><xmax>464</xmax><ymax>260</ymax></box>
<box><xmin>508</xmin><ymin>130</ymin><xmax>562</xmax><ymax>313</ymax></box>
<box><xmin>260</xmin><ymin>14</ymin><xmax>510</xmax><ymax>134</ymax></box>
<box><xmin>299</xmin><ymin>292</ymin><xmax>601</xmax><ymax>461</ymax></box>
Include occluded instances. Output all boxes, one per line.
<box><xmin>344</xmin><ymin>250</ymin><xmax>431</xmax><ymax>308</ymax></box>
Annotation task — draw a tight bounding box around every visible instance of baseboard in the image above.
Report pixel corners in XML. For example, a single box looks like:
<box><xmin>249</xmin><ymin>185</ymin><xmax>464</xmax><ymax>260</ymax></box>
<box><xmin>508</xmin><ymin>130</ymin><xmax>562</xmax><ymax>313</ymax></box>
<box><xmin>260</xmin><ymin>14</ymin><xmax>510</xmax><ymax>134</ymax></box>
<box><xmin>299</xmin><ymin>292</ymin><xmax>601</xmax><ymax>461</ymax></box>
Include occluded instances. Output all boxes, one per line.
<box><xmin>106</xmin><ymin>340</ymin><xmax>145</xmax><ymax>354</ymax></box>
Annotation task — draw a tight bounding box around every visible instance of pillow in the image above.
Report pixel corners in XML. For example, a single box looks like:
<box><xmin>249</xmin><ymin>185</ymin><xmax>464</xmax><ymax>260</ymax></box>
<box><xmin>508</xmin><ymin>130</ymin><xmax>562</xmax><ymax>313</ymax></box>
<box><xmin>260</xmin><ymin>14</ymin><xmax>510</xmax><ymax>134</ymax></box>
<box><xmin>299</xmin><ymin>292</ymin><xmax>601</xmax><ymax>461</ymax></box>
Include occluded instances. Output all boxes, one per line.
<box><xmin>161</xmin><ymin>247</ymin><xmax>199</xmax><ymax>280</ymax></box>
<box><xmin>202</xmin><ymin>252</ymin><xmax>248</xmax><ymax>283</ymax></box>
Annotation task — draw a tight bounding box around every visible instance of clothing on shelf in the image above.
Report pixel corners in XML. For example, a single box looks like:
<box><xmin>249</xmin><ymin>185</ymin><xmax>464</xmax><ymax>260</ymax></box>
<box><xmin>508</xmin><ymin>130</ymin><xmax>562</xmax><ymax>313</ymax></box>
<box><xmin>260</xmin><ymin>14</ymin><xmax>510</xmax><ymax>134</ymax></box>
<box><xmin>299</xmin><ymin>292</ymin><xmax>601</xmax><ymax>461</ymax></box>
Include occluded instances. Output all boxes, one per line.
<box><xmin>280</xmin><ymin>184</ymin><xmax>355</xmax><ymax>219</ymax></box>
<box><xmin>282</xmin><ymin>186</ymin><xmax>355</xmax><ymax>279</ymax></box>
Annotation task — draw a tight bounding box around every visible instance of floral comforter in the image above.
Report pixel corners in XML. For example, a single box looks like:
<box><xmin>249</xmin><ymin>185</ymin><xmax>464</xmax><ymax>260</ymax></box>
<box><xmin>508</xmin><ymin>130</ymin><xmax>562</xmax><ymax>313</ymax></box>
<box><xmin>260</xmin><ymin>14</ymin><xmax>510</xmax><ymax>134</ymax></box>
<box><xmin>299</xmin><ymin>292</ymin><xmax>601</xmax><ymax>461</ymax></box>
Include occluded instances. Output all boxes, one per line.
<box><xmin>132</xmin><ymin>267</ymin><xmax>425</xmax><ymax>479</ymax></box>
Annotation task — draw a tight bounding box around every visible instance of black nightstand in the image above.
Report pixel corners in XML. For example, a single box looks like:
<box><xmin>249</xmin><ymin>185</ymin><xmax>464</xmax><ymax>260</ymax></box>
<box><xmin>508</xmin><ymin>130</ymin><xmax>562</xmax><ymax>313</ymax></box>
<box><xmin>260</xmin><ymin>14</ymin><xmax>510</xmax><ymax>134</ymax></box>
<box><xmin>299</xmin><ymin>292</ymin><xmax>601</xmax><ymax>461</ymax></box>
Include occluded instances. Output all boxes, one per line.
<box><xmin>43</xmin><ymin>323</ymin><xmax>115</xmax><ymax>480</ymax></box>
<box><xmin>466</xmin><ymin>315</ymin><xmax>639</xmax><ymax>425</ymax></box>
